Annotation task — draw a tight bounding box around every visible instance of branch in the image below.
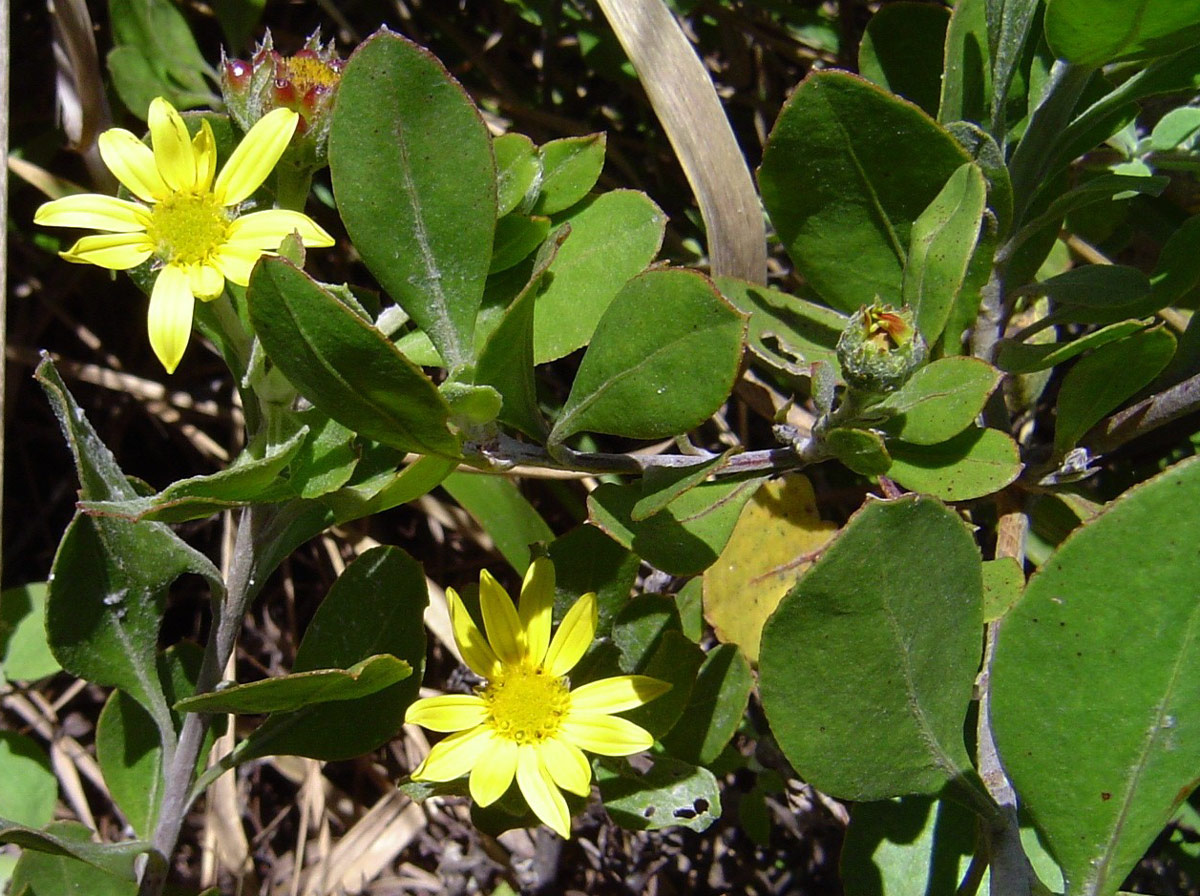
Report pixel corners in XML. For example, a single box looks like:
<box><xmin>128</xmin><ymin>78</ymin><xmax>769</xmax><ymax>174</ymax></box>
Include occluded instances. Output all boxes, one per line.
<box><xmin>1083</xmin><ymin>369</ymin><xmax>1200</xmax><ymax>456</ymax></box>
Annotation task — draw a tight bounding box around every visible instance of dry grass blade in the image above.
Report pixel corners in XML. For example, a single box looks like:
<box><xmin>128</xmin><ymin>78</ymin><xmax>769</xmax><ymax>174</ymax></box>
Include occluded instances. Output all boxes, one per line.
<box><xmin>48</xmin><ymin>0</ymin><xmax>115</xmax><ymax>189</ymax></box>
<box><xmin>596</xmin><ymin>0</ymin><xmax>767</xmax><ymax>283</ymax></box>
<box><xmin>300</xmin><ymin>790</ymin><xmax>426</xmax><ymax>895</ymax></box>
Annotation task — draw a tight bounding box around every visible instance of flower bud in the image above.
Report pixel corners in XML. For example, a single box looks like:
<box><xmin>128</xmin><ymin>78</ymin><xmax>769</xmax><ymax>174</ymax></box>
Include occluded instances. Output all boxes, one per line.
<box><xmin>220</xmin><ymin>29</ymin><xmax>344</xmax><ymax>167</ymax></box>
<box><xmin>836</xmin><ymin>303</ymin><xmax>927</xmax><ymax>393</ymax></box>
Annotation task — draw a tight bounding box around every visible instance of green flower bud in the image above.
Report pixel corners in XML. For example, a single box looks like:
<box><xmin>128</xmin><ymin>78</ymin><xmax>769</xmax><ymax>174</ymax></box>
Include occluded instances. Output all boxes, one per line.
<box><xmin>836</xmin><ymin>303</ymin><xmax>927</xmax><ymax>393</ymax></box>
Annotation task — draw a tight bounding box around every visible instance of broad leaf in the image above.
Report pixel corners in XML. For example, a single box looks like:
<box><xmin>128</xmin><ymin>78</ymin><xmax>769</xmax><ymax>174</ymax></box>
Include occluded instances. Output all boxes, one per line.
<box><xmin>703</xmin><ymin>476</ymin><xmax>838</xmax><ymax>663</ymax></box>
<box><xmin>329</xmin><ymin>29</ymin><xmax>495</xmax><ymax>370</ymax></box>
<box><xmin>660</xmin><ymin>644</ymin><xmax>754</xmax><ymax>765</ymax></box>
<box><xmin>550</xmin><ymin>269</ymin><xmax>746</xmax><ymax>444</ymax></box>
<box><xmin>531</xmin><ymin>134</ymin><xmax>606</xmax><ymax>215</ymax></box>
<box><xmin>760</xmin><ymin>496</ymin><xmax>984</xmax><ymax>800</ymax></box>
<box><xmin>238</xmin><ymin>546</ymin><xmax>428</xmax><ymax>761</ymax></box>
<box><xmin>877</xmin><ymin>357</ymin><xmax>1002</xmax><ymax>445</ymax></box>
<box><xmin>247</xmin><ymin>258</ymin><xmax>460</xmax><ymax>457</ymax></box>
<box><xmin>441</xmin><ymin>473</ymin><xmax>554</xmax><ymax>574</ymax></box>
<box><xmin>1045</xmin><ymin>0</ymin><xmax>1200</xmax><ymax>66</ymax></box>
<box><xmin>759</xmin><ymin>71</ymin><xmax>971</xmax><ymax>312</ymax></box>
<box><xmin>0</xmin><ymin>584</ymin><xmax>59</xmax><ymax>684</ymax></box>
<box><xmin>887</xmin><ymin>427</ymin><xmax>1022</xmax><ymax>501</ymax></box>
<box><xmin>0</xmin><ymin>819</ymin><xmax>150</xmax><ymax>882</ymax></box>
<box><xmin>534</xmin><ymin>190</ymin><xmax>665</xmax><ymax>362</ymax></box>
<box><xmin>595</xmin><ymin>755</ymin><xmax>721</xmax><ymax>833</ymax></box>
<box><xmin>494</xmin><ymin>132</ymin><xmax>539</xmax><ymax>217</ymax></box>
<box><xmin>996</xmin><ymin>319</ymin><xmax>1149</xmax><ymax>373</ymax></box>
<box><xmin>859</xmin><ymin>2</ymin><xmax>950</xmax><ymax>117</ymax></box>
<box><xmin>0</xmin><ymin>734</ymin><xmax>55</xmax><ymax>829</ymax></box>
<box><xmin>992</xmin><ymin>458</ymin><xmax>1200</xmax><ymax>896</ymax></box>
<box><xmin>1054</xmin><ymin>327</ymin><xmax>1176</xmax><ymax>453</ymax></box>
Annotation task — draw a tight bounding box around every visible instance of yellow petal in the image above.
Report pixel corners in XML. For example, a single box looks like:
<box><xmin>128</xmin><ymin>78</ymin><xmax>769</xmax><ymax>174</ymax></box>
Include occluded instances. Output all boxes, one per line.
<box><xmin>519</xmin><ymin>558</ymin><xmax>555</xmax><ymax>667</ymax></box>
<box><xmin>446</xmin><ymin>588</ymin><xmax>501</xmax><ymax>679</ymax></box>
<box><xmin>516</xmin><ymin>744</ymin><xmax>571</xmax><ymax>838</ymax></box>
<box><xmin>541</xmin><ymin>736</ymin><xmax>592</xmax><ymax>797</ymax></box>
<box><xmin>147</xmin><ymin>264</ymin><xmax>195</xmax><ymax>374</ymax></box>
<box><xmin>60</xmin><ymin>232</ymin><xmax>153</xmax><ymax>270</ymax></box>
<box><xmin>225</xmin><ymin>209</ymin><xmax>335</xmax><ymax>249</ymax></box>
<box><xmin>468</xmin><ymin>737</ymin><xmax>518</xmax><ymax>806</ymax></box>
<box><xmin>210</xmin><ymin>243</ymin><xmax>266</xmax><ymax>287</ymax></box>
<box><xmin>213</xmin><ymin>107</ymin><xmax>299</xmax><ymax>206</ymax></box>
<box><xmin>569</xmin><ymin>675</ymin><xmax>671</xmax><ymax>715</ymax></box>
<box><xmin>559</xmin><ymin>713</ymin><xmax>654</xmax><ymax>756</ymax></box>
<box><xmin>544</xmin><ymin>592</ymin><xmax>598</xmax><ymax>677</ymax></box>
<box><xmin>411</xmin><ymin>725</ymin><xmax>492</xmax><ymax>782</ymax></box>
<box><xmin>480</xmin><ymin>570</ymin><xmax>525</xmax><ymax>665</ymax></box>
<box><xmin>148</xmin><ymin>97</ymin><xmax>198</xmax><ymax>193</ymax></box>
<box><xmin>98</xmin><ymin>128</ymin><xmax>170</xmax><ymax>202</ymax></box>
<box><xmin>192</xmin><ymin>119</ymin><xmax>217</xmax><ymax>192</ymax></box>
<box><xmin>187</xmin><ymin>263</ymin><xmax>225</xmax><ymax>300</ymax></box>
<box><xmin>404</xmin><ymin>694</ymin><xmax>488</xmax><ymax>732</ymax></box>
<box><xmin>34</xmin><ymin>194</ymin><xmax>150</xmax><ymax>233</ymax></box>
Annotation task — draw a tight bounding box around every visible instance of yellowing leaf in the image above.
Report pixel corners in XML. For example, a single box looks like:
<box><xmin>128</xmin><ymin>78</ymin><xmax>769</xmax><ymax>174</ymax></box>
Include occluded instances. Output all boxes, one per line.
<box><xmin>702</xmin><ymin>476</ymin><xmax>837</xmax><ymax>664</ymax></box>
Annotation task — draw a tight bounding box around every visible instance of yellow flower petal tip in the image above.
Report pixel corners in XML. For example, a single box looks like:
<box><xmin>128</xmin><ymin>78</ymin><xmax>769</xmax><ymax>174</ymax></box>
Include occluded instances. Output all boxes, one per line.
<box><xmin>33</xmin><ymin>95</ymin><xmax>331</xmax><ymax>374</ymax></box>
<box><xmin>407</xmin><ymin>562</ymin><xmax>669</xmax><ymax>839</ymax></box>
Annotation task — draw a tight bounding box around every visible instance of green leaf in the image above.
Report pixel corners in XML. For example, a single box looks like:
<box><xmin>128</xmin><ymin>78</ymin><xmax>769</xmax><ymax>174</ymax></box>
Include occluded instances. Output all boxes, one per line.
<box><xmin>859</xmin><ymin>2</ymin><xmax>950</xmax><ymax>117</ymax></box>
<box><xmin>982</xmin><ymin>556</ymin><xmax>1025</xmax><ymax>622</ymax></box>
<box><xmin>531</xmin><ymin>134</ymin><xmax>607</xmax><ymax>215</ymax></box>
<box><xmin>285</xmin><ymin>409</ymin><xmax>359</xmax><ymax>500</ymax></box>
<box><xmin>595</xmin><ymin>755</ymin><xmax>721</xmax><ymax>833</ymax></box>
<box><xmin>323</xmin><ymin>454</ymin><xmax>456</xmax><ymax>524</ymax></box>
<box><xmin>902</xmin><ymin>163</ymin><xmax>988</xmax><ymax>343</ymax></box>
<box><xmin>1045</xmin><ymin>0</ymin><xmax>1200</xmax><ymax>66</ymax></box>
<box><xmin>992</xmin><ymin>457</ymin><xmax>1200</xmax><ymax>896</ymax></box>
<box><xmin>1149</xmin><ymin>107</ymin><xmax>1200</xmax><ymax>150</ymax></box>
<box><xmin>107</xmin><ymin>0</ymin><xmax>215</xmax><ymax>117</ymax></box>
<box><xmin>533</xmin><ymin>190</ymin><xmax>665</xmax><ymax>362</ymax></box>
<box><xmin>175</xmin><ymin>655</ymin><xmax>410</xmax><ymax>714</ymax></box>
<box><xmin>996</xmin><ymin>319</ymin><xmax>1149</xmax><ymax>373</ymax></box>
<box><xmin>620</xmin><ymin>631</ymin><xmax>703</xmax><ymax>739</ymax></box>
<box><xmin>550</xmin><ymin>270</ymin><xmax>746</xmax><ymax>444</ymax></box>
<box><xmin>1150</xmin><ymin>214</ymin><xmax>1200</xmax><ymax>308</ymax></box>
<box><xmin>36</xmin><ymin>359</ymin><xmax>221</xmax><ymax>715</ymax></box>
<box><xmin>0</xmin><ymin>819</ymin><xmax>149</xmax><ymax>882</ymax></box>
<box><xmin>612</xmin><ymin>594</ymin><xmax>682</xmax><ymax>672</ymax></box>
<box><xmin>95</xmin><ymin>645</ymin><xmax>210</xmax><ymax>838</ymax></box>
<box><xmin>887</xmin><ymin>427</ymin><xmax>1022</xmax><ymax>501</ymax></box>
<box><xmin>247</xmin><ymin>258</ymin><xmax>460</xmax><ymax>457</ymax></box>
<box><xmin>0</xmin><ymin>584</ymin><xmax>60</xmax><ymax>684</ymax></box>
<box><xmin>877</xmin><ymin>357</ymin><xmax>1002</xmax><ymax>445</ymax></box>
<box><xmin>1037</xmin><ymin>264</ymin><xmax>1159</xmax><ymax>325</ymax></box>
<box><xmin>631</xmin><ymin>454</ymin><xmax>733</xmax><ymax>522</ymax></box>
<box><xmin>108</xmin><ymin>47</ymin><xmax>213</xmax><ymax>120</ymax></box>
<box><xmin>79</xmin><ymin>427</ymin><xmax>306</xmax><ymax>523</ymax></box>
<box><xmin>939</xmin><ymin>0</ymin><xmax>992</xmax><ymax>126</ymax></box>
<box><xmin>0</xmin><ymin>734</ymin><xmax>55</xmax><ymax>829</ymax></box>
<box><xmin>588</xmin><ymin>475</ymin><xmax>766</xmax><ymax>577</ymax></box>
<box><xmin>494</xmin><ymin>132</ymin><xmax>540</xmax><ymax>217</ymax></box>
<box><xmin>1053</xmin><ymin>327</ymin><xmax>1176</xmax><ymax>453</ymax></box>
<box><xmin>546</xmin><ymin>525</ymin><xmax>640</xmax><ymax>638</ymax></box>
<box><xmin>759</xmin><ymin>71</ymin><xmax>972</xmax><ymax>313</ymax></box>
<box><xmin>474</xmin><ymin>227</ymin><xmax>567</xmax><ymax>439</ymax></box>
<box><xmin>441</xmin><ymin>473</ymin><xmax>554</xmax><ymax>574</ymax></box>
<box><xmin>238</xmin><ymin>546</ymin><xmax>428</xmax><ymax>762</ymax></box>
<box><xmin>715</xmin><ymin>277</ymin><xmax>845</xmax><ymax>381</ymax></box>
<box><xmin>825</xmin><ymin>428</ymin><xmax>893</xmax><ymax>477</ymax></box>
<box><xmin>760</xmin><ymin>496</ymin><xmax>984</xmax><ymax>800</ymax></box>
<box><xmin>841</xmin><ymin>796</ymin><xmax>981</xmax><ymax>896</ymax></box>
<box><xmin>329</xmin><ymin>29</ymin><xmax>495</xmax><ymax>370</ymax></box>
<box><xmin>660</xmin><ymin>644</ymin><xmax>754</xmax><ymax>765</ymax></box>
<box><xmin>490</xmin><ymin>215</ymin><xmax>550</xmax><ymax>274</ymax></box>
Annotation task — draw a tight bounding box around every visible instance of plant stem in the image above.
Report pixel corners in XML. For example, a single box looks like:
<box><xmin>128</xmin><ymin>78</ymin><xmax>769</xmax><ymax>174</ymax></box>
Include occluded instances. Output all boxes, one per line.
<box><xmin>137</xmin><ymin>503</ymin><xmax>274</xmax><ymax>896</ymax></box>
<box><xmin>1083</xmin><ymin>368</ymin><xmax>1200</xmax><ymax>456</ymax></box>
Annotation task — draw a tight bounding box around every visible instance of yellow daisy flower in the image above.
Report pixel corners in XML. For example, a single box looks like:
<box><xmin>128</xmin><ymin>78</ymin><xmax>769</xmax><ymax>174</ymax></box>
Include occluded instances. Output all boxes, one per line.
<box><xmin>34</xmin><ymin>97</ymin><xmax>335</xmax><ymax>374</ymax></box>
<box><xmin>405</xmin><ymin>559</ymin><xmax>670</xmax><ymax>838</ymax></box>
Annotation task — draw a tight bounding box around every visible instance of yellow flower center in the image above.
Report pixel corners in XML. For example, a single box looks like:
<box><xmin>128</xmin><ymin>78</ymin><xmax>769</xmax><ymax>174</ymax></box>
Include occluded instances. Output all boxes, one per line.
<box><xmin>146</xmin><ymin>193</ymin><xmax>231</xmax><ymax>266</ymax></box>
<box><xmin>481</xmin><ymin>663</ymin><xmax>571</xmax><ymax>745</ymax></box>
<box><xmin>280</xmin><ymin>55</ymin><xmax>340</xmax><ymax>93</ymax></box>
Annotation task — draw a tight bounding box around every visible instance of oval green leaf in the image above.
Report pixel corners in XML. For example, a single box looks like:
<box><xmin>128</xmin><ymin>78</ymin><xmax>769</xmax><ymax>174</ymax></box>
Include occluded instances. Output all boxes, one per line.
<box><xmin>760</xmin><ymin>495</ymin><xmax>983</xmax><ymax>800</ymax></box>
<box><xmin>329</xmin><ymin>29</ymin><xmax>496</xmax><ymax>369</ymax></box>
<box><xmin>878</xmin><ymin>357</ymin><xmax>1002</xmax><ymax>445</ymax></box>
<box><xmin>758</xmin><ymin>71</ymin><xmax>971</xmax><ymax>312</ymax></box>
<box><xmin>550</xmin><ymin>269</ymin><xmax>746</xmax><ymax>444</ymax></box>
<box><xmin>1045</xmin><ymin>0</ymin><xmax>1200</xmax><ymax>66</ymax></box>
<box><xmin>992</xmin><ymin>457</ymin><xmax>1200</xmax><ymax>896</ymax></box>
<box><xmin>887</xmin><ymin>427</ymin><xmax>1022</xmax><ymax>501</ymax></box>
<box><xmin>248</xmin><ymin>258</ymin><xmax>460</xmax><ymax>457</ymax></box>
